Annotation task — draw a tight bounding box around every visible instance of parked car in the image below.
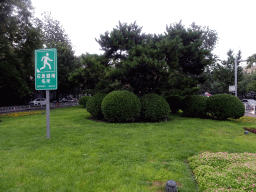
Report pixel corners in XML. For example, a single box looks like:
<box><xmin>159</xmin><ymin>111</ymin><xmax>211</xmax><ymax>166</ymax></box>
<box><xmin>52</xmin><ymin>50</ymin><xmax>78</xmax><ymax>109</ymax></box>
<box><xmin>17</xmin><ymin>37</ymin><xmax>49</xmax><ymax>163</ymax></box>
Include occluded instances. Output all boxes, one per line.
<box><xmin>59</xmin><ymin>98</ymin><xmax>67</xmax><ymax>102</ymax></box>
<box><xmin>242</xmin><ymin>99</ymin><xmax>256</xmax><ymax>109</ymax></box>
<box><xmin>29</xmin><ymin>98</ymin><xmax>47</xmax><ymax>106</ymax></box>
<box><xmin>67</xmin><ymin>97</ymin><xmax>76</xmax><ymax>102</ymax></box>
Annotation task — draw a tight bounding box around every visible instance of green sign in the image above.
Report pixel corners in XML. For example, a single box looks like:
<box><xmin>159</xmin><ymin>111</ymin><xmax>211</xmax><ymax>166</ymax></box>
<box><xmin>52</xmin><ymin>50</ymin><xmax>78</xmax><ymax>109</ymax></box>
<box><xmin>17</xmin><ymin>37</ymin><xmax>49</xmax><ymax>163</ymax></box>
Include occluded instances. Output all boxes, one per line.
<box><xmin>35</xmin><ymin>48</ymin><xmax>58</xmax><ymax>90</ymax></box>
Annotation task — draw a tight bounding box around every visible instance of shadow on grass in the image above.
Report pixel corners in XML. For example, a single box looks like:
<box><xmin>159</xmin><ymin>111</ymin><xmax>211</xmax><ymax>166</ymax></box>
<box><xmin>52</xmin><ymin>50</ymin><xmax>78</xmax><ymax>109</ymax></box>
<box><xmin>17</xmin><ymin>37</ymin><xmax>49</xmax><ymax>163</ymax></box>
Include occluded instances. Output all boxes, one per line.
<box><xmin>86</xmin><ymin>113</ymin><xmax>172</xmax><ymax>124</ymax></box>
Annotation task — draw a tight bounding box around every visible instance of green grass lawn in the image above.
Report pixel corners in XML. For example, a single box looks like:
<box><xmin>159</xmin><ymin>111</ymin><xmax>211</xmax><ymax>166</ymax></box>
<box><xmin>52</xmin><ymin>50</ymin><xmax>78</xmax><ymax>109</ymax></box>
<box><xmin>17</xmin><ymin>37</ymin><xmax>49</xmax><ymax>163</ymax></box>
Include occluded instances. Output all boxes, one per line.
<box><xmin>0</xmin><ymin>105</ymin><xmax>256</xmax><ymax>192</ymax></box>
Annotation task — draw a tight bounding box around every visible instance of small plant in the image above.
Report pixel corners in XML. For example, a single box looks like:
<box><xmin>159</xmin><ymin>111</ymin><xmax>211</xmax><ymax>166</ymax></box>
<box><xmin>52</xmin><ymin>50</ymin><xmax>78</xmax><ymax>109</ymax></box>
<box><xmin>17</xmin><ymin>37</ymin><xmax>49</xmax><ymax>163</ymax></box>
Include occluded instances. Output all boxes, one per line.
<box><xmin>207</xmin><ymin>94</ymin><xmax>245</xmax><ymax>120</ymax></box>
<box><xmin>140</xmin><ymin>93</ymin><xmax>170</xmax><ymax>122</ymax></box>
<box><xmin>188</xmin><ymin>151</ymin><xmax>256</xmax><ymax>191</ymax></box>
<box><xmin>79</xmin><ymin>95</ymin><xmax>91</xmax><ymax>108</ymax></box>
<box><xmin>228</xmin><ymin>116</ymin><xmax>256</xmax><ymax>123</ymax></box>
<box><xmin>165</xmin><ymin>95</ymin><xmax>183</xmax><ymax>114</ymax></box>
<box><xmin>101</xmin><ymin>90</ymin><xmax>141</xmax><ymax>123</ymax></box>
<box><xmin>86</xmin><ymin>93</ymin><xmax>107</xmax><ymax>119</ymax></box>
<box><xmin>181</xmin><ymin>95</ymin><xmax>208</xmax><ymax>118</ymax></box>
<box><xmin>0</xmin><ymin>111</ymin><xmax>43</xmax><ymax>118</ymax></box>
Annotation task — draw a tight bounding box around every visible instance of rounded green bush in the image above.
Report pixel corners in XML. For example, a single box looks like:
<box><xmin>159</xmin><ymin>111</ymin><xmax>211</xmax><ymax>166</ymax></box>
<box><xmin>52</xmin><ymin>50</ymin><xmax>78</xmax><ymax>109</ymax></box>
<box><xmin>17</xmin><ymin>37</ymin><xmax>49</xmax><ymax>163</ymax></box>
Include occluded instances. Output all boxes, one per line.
<box><xmin>79</xmin><ymin>95</ymin><xmax>91</xmax><ymax>108</ymax></box>
<box><xmin>207</xmin><ymin>94</ymin><xmax>245</xmax><ymax>120</ymax></box>
<box><xmin>181</xmin><ymin>95</ymin><xmax>208</xmax><ymax>118</ymax></box>
<box><xmin>165</xmin><ymin>95</ymin><xmax>183</xmax><ymax>114</ymax></box>
<box><xmin>86</xmin><ymin>93</ymin><xmax>107</xmax><ymax>119</ymax></box>
<box><xmin>140</xmin><ymin>94</ymin><xmax>170</xmax><ymax>122</ymax></box>
<box><xmin>101</xmin><ymin>90</ymin><xmax>141</xmax><ymax>123</ymax></box>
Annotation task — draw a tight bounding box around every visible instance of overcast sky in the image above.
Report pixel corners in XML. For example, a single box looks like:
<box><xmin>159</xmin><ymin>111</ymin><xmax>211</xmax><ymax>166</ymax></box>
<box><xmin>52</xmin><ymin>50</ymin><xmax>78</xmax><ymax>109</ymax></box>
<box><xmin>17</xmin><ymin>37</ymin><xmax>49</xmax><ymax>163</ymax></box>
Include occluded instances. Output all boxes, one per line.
<box><xmin>31</xmin><ymin>0</ymin><xmax>256</xmax><ymax>66</ymax></box>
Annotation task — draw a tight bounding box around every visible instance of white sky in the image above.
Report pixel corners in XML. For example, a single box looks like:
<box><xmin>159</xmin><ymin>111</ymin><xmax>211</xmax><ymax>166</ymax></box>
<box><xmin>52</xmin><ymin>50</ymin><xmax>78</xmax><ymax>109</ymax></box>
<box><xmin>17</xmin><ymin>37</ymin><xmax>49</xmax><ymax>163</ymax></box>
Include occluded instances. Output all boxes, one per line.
<box><xmin>31</xmin><ymin>0</ymin><xmax>256</xmax><ymax>66</ymax></box>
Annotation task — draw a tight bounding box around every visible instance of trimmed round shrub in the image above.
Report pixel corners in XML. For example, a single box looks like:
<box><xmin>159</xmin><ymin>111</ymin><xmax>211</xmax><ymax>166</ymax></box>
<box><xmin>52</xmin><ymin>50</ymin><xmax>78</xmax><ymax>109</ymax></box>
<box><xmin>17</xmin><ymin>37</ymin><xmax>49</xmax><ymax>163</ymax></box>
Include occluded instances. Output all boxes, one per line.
<box><xmin>79</xmin><ymin>95</ymin><xmax>91</xmax><ymax>108</ymax></box>
<box><xmin>86</xmin><ymin>93</ymin><xmax>107</xmax><ymax>119</ymax></box>
<box><xmin>207</xmin><ymin>94</ymin><xmax>245</xmax><ymax>120</ymax></box>
<box><xmin>140</xmin><ymin>94</ymin><xmax>170</xmax><ymax>122</ymax></box>
<box><xmin>166</xmin><ymin>95</ymin><xmax>183</xmax><ymax>114</ymax></box>
<box><xmin>101</xmin><ymin>90</ymin><xmax>141</xmax><ymax>123</ymax></box>
<box><xmin>181</xmin><ymin>95</ymin><xmax>208</xmax><ymax>118</ymax></box>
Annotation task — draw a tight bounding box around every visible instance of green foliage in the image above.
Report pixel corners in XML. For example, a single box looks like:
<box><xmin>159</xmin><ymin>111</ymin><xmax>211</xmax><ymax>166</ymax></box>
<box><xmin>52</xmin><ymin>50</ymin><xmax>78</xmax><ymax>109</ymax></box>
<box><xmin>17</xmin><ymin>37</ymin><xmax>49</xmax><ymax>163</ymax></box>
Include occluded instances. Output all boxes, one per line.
<box><xmin>247</xmin><ymin>80</ymin><xmax>256</xmax><ymax>92</ymax></box>
<box><xmin>92</xmin><ymin>21</ymin><xmax>217</xmax><ymax>97</ymax></box>
<box><xmin>245</xmin><ymin>53</ymin><xmax>256</xmax><ymax>68</ymax></box>
<box><xmin>200</xmin><ymin>49</ymin><xmax>244</xmax><ymax>95</ymax></box>
<box><xmin>237</xmin><ymin>72</ymin><xmax>256</xmax><ymax>99</ymax></box>
<box><xmin>95</xmin><ymin>21</ymin><xmax>148</xmax><ymax>66</ymax></box>
<box><xmin>140</xmin><ymin>94</ymin><xmax>170</xmax><ymax>122</ymax></box>
<box><xmin>115</xmin><ymin>52</ymin><xmax>170</xmax><ymax>96</ymax></box>
<box><xmin>40</xmin><ymin>11</ymin><xmax>72</xmax><ymax>45</ymax></box>
<box><xmin>165</xmin><ymin>95</ymin><xmax>183</xmax><ymax>114</ymax></box>
<box><xmin>166</xmin><ymin>21</ymin><xmax>212</xmax><ymax>75</ymax></box>
<box><xmin>207</xmin><ymin>94</ymin><xmax>245</xmax><ymax>120</ymax></box>
<box><xmin>40</xmin><ymin>12</ymin><xmax>79</xmax><ymax>99</ymax></box>
<box><xmin>68</xmin><ymin>53</ymin><xmax>108</xmax><ymax>95</ymax></box>
<box><xmin>101</xmin><ymin>90</ymin><xmax>141</xmax><ymax>123</ymax></box>
<box><xmin>86</xmin><ymin>93</ymin><xmax>107</xmax><ymax>119</ymax></box>
<box><xmin>182</xmin><ymin>95</ymin><xmax>208</xmax><ymax>118</ymax></box>
<box><xmin>79</xmin><ymin>95</ymin><xmax>91</xmax><ymax>108</ymax></box>
<box><xmin>0</xmin><ymin>0</ymin><xmax>43</xmax><ymax>106</ymax></box>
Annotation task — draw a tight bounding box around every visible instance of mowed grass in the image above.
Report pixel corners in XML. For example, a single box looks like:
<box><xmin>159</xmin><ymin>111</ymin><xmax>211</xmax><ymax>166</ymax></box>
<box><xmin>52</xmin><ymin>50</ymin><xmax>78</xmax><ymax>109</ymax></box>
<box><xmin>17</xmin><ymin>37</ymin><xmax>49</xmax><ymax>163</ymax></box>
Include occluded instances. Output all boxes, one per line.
<box><xmin>0</xmin><ymin>105</ymin><xmax>256</xmax><ymax>192</ymax></box>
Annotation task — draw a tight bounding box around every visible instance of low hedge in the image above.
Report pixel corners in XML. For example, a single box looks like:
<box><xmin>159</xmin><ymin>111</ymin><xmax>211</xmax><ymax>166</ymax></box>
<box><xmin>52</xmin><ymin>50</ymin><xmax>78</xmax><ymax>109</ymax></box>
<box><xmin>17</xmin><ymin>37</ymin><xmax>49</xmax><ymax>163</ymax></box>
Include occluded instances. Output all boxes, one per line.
<box><xmin>101</xmin><ymin>90</ymin><xmax>141</xmax><ymax>123</ymax></box>
<box><xmin>86</xmin><ymin>93</ymin><xmax>107</xmax><ymax>119</ymax></box>
<box><xmin>165</xmin><ymin>95</ymin><xmax>183</xmax><ymax>114</ymax></box>
<box><xmin>140</xmin><ymin>93</ymin><xmax>170</xmax><ymax>122</ymax></box>
<box><xmin>207</xmin><ymin>94</ymin><xmax>245</xmax><ymax>120</ymax></box>
<box><xmin>79</xmin><ymin>95</ymin><xmax>91</xmax><ymax>108</ymax></box>
<box><xmin>182</xmin><ymin>95</ymin><xmax>208</xmax><ymax>118</ymax></box>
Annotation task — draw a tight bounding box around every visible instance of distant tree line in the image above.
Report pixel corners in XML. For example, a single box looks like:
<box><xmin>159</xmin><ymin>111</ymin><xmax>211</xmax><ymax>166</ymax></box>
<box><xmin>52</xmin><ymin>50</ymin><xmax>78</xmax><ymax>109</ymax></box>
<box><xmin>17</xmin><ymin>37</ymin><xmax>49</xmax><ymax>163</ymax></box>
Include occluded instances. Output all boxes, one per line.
<box><xmin>69</xmin><ymin>21</ymin><xmax>219</xmax><ymax>98</ymax></box>
<box><xmin>0</xmin><ymin>0</ymin><xmax>81</xmax><ymax>106</ymax></box>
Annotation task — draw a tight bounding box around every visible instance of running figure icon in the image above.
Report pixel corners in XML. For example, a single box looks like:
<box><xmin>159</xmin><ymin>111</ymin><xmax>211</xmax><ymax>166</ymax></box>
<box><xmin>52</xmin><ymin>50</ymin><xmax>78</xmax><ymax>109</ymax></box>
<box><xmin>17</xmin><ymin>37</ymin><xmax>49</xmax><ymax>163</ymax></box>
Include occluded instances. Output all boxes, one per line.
<box><xmin>40</xmin><ymin>53</ymin><xmax>52</xmax><ymax>70</ymax></box>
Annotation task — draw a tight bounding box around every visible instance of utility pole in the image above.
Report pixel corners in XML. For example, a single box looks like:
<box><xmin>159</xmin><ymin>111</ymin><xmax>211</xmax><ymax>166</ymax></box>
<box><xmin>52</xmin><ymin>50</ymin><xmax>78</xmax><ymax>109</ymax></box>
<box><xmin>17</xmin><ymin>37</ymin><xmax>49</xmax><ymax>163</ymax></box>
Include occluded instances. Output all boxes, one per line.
<box><xmin>234</xmin><ymin>58</ymin><xmax>247</xmax><ymax>97</ymax></box>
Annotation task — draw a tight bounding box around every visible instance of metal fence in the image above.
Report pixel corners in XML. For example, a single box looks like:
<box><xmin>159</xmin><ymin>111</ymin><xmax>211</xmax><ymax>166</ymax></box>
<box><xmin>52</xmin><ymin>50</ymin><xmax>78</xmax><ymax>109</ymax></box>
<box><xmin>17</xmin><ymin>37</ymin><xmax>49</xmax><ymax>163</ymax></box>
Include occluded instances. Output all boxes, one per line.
<box><xmin>0</xmin><ymin>102</ymin><xmax>80</xmax><ymax>115</ymax></box>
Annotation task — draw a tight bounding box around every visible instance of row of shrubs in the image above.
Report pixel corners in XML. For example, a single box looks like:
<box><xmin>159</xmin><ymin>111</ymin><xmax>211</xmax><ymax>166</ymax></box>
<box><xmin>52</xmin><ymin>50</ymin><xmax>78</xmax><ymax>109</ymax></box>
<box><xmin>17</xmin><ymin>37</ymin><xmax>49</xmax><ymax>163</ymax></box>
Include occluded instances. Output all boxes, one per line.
<box><xmin>79</xmin><ymin>91</ymin><xmax>170</xmax><ymax>123</ymax></box>
<box><xmin>79</xmin><ymin>92</ymin><xmax>245</xmax><ymax>122</ymax></box>
<box><xmin>166</xmin><ymin>94</ymin><xmax>245</xmax><ymax>120</ymax></box>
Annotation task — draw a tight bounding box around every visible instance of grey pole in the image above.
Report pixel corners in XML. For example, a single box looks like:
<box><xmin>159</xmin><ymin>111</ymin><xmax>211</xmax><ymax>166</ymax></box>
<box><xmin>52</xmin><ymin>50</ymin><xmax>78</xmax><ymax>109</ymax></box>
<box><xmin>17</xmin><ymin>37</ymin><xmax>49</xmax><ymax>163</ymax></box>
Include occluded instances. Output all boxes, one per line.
<box><xmin>235</xmin><ymin>58</ymin><xmax>238</xmax><ymax>97</ymax></box>
<box><xmin>46</xmin><ymin>90</ymin><xmax>50</xmax><ymax>138</ymax></box>
<box><xmin>235</xmin><ymin>59</ymin><xmax>247</xmax><ymax>97</ymax></box>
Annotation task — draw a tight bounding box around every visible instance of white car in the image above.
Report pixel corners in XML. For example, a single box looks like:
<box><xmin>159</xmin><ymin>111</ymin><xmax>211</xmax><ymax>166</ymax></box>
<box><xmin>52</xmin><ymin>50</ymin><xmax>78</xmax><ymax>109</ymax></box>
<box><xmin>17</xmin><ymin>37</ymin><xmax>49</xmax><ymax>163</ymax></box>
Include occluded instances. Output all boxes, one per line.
<box><xmin>30</xmin><ymin>98</ymin><xmax>47</xmax><ymax>106</ymax></box>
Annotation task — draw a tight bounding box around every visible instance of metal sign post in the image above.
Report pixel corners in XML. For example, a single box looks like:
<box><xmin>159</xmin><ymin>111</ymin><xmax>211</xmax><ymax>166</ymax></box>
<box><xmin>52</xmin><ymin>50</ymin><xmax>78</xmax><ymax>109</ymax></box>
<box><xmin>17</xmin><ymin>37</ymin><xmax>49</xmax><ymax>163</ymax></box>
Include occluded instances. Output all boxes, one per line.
<box><xmin>35</xmin><ymin>48</ymin><xmax>57</xmax><ymax>139</ymax></box>
<box><xmin>235</xmin><ymin>58</ymin><xmax>237</xmax><ymax>97</ymax></box>
<box><xmin>46</xmin><ymin>90</ymin><xmax>50</xmax><ymax>138</ymax></box>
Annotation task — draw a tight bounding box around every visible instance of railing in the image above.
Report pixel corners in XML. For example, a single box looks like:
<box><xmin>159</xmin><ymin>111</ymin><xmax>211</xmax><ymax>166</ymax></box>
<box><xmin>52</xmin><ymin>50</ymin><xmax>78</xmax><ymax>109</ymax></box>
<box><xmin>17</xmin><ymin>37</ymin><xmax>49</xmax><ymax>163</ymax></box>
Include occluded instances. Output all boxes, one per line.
<box><xmin>0</xmin><ymin>102</ymin><xmax>80</xmax><ymax>114</ymax></box>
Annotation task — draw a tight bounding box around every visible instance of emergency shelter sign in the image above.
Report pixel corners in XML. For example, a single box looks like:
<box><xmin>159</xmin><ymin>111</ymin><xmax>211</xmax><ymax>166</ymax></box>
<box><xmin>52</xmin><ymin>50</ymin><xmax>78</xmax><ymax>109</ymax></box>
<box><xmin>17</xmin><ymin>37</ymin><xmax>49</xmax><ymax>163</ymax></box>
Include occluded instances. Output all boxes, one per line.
<box><xmin>35</xmin><ymin>48</ymin><xmax>58</xmax><ymax>90</ymax></box>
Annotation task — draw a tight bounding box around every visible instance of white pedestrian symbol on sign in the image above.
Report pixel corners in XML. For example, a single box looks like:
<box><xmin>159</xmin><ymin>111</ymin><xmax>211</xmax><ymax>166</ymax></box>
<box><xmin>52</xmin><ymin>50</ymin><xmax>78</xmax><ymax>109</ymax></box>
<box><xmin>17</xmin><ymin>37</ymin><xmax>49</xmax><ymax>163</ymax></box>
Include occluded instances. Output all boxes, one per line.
<box><xmin>40</xmin><ymin>53</ymin><xmax>52</xmax><ymax>70</ymax></box>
